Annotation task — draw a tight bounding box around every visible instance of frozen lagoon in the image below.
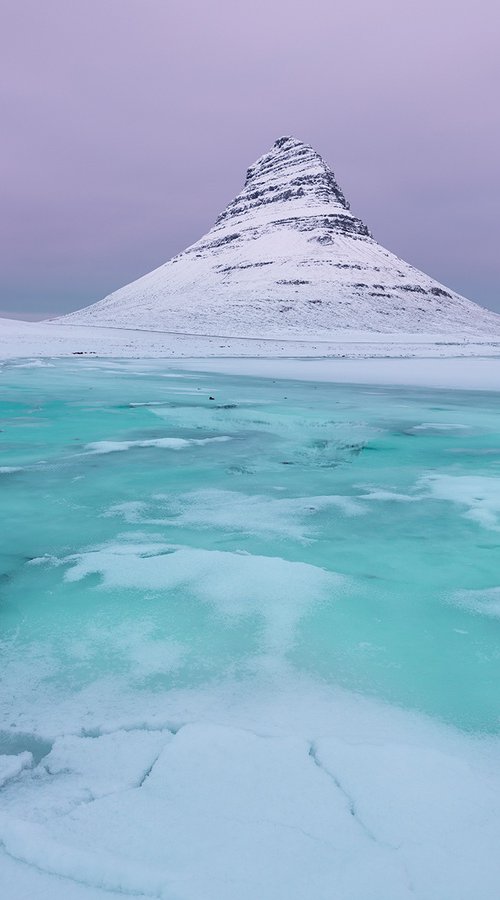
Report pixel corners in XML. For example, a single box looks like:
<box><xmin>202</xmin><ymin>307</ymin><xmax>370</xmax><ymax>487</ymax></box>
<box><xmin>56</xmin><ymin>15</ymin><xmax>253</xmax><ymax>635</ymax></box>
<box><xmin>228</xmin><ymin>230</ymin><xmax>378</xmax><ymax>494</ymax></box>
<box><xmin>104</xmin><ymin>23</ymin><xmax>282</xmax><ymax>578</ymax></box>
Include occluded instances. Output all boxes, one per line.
<box><xmin>1</xmin><ymin>358</ymin><xmax>500</xmax><ymax>899</ymax></box>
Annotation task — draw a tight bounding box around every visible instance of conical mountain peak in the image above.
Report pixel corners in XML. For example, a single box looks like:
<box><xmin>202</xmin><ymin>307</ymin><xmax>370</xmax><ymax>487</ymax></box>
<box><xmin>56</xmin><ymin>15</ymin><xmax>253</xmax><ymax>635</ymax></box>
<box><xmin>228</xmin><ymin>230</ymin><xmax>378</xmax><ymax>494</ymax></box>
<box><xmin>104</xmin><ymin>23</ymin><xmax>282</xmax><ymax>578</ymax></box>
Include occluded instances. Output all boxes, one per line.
<box><xmin>245</xmin><ymin>136</ymin><xmax>349</xmax><ymax>208</ymax></box>
<box><xmin>58</xmin><ymin>138</ymin><xmax>500</xmax><ymax>337</ymax></box>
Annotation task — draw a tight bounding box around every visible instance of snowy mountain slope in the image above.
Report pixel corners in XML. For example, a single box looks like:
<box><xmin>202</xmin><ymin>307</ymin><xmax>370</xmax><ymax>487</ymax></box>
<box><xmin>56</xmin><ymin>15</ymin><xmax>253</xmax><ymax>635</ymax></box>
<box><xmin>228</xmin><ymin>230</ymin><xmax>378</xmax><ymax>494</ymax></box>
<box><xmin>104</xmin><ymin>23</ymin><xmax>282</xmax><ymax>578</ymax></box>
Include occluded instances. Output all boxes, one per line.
<box><xmin>56</xmin><ymin>136</ymin><xmax>500</xmax><ymax>335</ymax></box>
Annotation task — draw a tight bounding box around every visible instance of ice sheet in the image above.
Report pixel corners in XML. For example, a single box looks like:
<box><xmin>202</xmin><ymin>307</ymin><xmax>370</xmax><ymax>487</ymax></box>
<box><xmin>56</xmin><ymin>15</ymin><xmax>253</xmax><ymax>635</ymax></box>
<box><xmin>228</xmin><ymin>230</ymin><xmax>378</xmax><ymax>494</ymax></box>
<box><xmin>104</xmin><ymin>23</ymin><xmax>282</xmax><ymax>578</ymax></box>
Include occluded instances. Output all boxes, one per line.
<box><xmin>2</xmin><ymin>362</ymin><xmax>500</xmax><ymax>899</ymax></box>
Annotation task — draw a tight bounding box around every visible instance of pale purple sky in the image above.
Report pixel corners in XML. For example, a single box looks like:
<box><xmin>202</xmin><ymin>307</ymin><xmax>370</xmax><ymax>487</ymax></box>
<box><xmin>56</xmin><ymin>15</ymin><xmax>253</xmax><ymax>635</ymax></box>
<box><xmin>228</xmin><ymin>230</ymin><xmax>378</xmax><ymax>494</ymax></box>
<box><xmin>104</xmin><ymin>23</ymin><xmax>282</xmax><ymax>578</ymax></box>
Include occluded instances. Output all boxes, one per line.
<box><xmin>1</xmin><ymin>0</ymin><xmax>499</xmax><ymax>318</ymax></box>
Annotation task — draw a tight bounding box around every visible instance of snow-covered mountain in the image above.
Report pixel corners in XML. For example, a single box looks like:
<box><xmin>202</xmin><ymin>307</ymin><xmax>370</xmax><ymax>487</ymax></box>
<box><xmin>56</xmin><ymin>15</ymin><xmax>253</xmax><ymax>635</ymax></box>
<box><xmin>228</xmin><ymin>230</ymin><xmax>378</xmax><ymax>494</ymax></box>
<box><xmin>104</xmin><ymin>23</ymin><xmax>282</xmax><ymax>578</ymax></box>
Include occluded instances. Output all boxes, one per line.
<box><xmin>56</xmin><ymin>136</ymin><xmax>500</xmax><ymax>335</ymax></box>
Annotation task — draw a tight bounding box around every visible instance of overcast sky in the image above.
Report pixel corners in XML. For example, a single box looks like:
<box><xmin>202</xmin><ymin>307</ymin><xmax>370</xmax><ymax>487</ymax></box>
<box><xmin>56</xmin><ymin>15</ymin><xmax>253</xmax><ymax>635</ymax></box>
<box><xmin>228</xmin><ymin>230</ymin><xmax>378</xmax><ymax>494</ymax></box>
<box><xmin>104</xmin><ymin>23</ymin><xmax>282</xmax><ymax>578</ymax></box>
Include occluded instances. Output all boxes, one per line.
<box><xmin>1</xmin><ymin>0</ymin><xmax>499</xmax><ymax>318</ymax></box>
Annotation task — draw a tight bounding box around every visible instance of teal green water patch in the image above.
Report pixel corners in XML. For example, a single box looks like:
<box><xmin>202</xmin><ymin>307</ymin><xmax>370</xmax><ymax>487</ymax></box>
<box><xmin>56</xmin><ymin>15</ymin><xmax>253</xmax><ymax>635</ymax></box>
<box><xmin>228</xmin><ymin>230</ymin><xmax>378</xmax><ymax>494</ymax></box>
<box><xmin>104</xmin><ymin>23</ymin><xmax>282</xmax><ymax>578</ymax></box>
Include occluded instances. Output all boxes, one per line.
<box><xmin>1</xmin><ymin>358</ymin><xmax>500</xmax><ymax>731</ymax></box>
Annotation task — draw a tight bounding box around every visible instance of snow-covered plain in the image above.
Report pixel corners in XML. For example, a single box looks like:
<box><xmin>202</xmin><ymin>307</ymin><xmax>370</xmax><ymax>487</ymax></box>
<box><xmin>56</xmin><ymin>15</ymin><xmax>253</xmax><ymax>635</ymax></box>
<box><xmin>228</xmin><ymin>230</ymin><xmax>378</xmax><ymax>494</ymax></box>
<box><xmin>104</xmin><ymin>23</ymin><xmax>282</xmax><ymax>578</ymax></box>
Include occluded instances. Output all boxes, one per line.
<box><xmin>2</xmin><ymin>315</ymin><xmax>500</xmax><ymax>390</ymax></box>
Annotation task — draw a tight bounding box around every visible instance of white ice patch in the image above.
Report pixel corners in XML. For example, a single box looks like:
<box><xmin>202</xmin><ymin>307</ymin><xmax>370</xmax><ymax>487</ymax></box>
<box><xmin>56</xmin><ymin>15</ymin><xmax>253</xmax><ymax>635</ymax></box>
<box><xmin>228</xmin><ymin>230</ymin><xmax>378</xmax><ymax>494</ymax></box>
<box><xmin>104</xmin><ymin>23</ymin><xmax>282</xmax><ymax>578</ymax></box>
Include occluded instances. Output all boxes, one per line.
<box><xmin>63</xmin><ymin>540</ymin><xmax>344</xmax><ymax>654</ymax></box>
<box><xmin>449</xmin><ymin>587</ymin><xmax>500</xmax><ymax>619</ymax></box>
<box><xmin>108</xmin><ymin>489</ymin><xmax>364</xmax><ymax>540</ymax></box>
<box><xmin>85</xmin><ymin>436</ymin><xmax>231</xmax><ymax>454</ymax></box>
<box><xmin>421</xmin><ymin>474</ymin><xmax>500</xmax><ymax>530</ymax></box>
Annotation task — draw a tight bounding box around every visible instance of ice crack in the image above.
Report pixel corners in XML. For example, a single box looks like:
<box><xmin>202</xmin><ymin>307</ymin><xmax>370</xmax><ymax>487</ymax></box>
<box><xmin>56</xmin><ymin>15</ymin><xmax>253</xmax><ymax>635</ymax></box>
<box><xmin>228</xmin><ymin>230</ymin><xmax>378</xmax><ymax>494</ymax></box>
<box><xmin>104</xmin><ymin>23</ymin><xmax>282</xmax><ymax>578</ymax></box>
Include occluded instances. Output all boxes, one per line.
<box><xmin>308</xmin><ymin>741</ymin><xmax>399</xmax><ymax>850</ymax></box>
<box><xmin>136</xmin><ymin>748</ymin><xmax>164</xmax><ymax>788</ymax></box>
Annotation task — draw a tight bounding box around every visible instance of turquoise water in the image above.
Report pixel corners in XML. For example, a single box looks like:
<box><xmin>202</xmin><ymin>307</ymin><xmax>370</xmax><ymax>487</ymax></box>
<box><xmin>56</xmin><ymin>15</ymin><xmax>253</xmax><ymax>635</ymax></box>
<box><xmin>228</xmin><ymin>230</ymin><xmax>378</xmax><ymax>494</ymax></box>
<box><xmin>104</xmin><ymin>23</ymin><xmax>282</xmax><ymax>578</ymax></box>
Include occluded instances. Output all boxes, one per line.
<box><xmin>1</xmin><ymin>359</ymin><xmax>500</xmax><ymax>733</ymax></box>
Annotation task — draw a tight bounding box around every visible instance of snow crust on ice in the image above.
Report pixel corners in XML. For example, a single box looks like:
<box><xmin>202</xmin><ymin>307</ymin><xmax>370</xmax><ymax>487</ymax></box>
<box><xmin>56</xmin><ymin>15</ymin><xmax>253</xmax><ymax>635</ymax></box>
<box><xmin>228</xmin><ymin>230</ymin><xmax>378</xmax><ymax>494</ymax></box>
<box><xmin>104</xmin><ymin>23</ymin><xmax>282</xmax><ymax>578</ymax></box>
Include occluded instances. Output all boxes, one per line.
<box><xmin>1</xmin><ymin>677</ymin><xmax>500</xmax><ymax>900</ymax></box>
<box><xmin>31</xmin><ymin>723</ymin><xmax>410</xmax><ymax>899</ymax></box>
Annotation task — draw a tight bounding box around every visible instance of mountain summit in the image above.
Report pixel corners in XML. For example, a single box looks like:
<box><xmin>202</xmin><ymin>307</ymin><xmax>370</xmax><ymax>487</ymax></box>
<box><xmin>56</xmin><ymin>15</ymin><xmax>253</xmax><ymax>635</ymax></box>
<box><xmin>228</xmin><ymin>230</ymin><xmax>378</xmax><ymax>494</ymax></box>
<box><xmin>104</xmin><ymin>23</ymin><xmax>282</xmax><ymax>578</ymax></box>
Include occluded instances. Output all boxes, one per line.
<box><xmin>58</xmin><ymin>137</ymin><xmax>499</xmax><ymax>335</ymax></box>
<box><xmin>214</xmin><ymin>136</ymin><xmax>368</xmax><ymax>238</ymax></box>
